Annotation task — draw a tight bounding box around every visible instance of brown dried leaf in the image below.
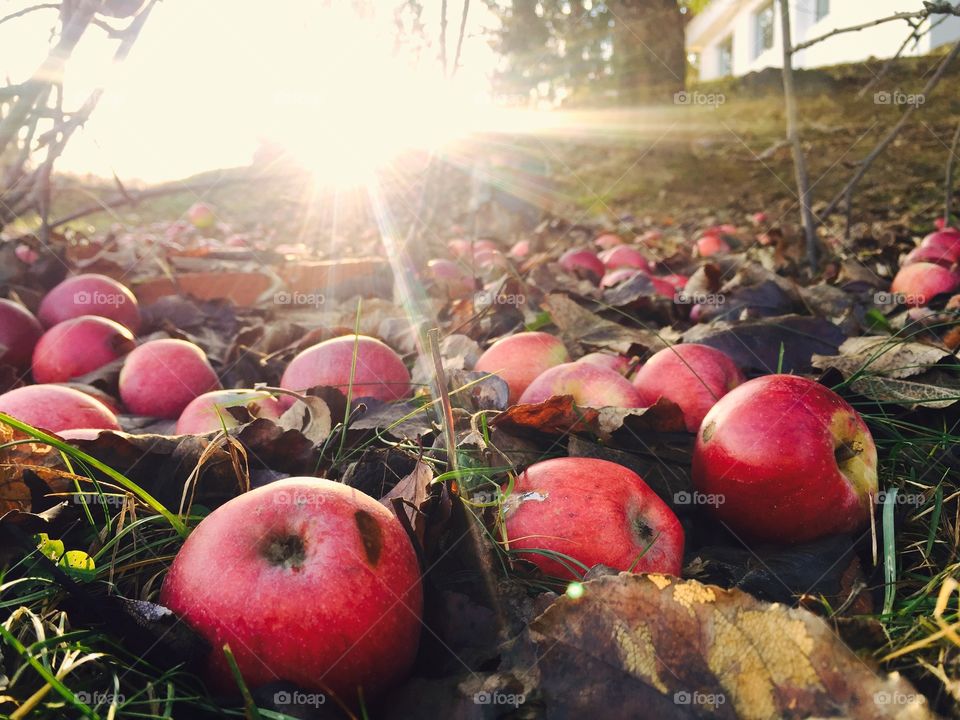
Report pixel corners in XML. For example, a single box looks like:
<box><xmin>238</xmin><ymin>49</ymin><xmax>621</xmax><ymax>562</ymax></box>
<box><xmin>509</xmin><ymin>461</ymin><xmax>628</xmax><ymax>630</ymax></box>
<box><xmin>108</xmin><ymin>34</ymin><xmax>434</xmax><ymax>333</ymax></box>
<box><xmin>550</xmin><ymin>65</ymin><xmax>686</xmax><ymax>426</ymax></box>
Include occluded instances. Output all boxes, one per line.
<box><xmin>543</xmin><ymin>293</ymin><xmax>676</xmax><ymax>355</ymax></box>
<box><xmin>492</xmin><ymin>395</ymin><xmax>599</xmax><ymax>437</ymax></box>
<box><xmin>276</xmin><ymin>396</ymin><xmax>332</xmax><ymax>444</ymax></box>
<box><xmin>527</xmin><ymin>573</ymin><xmax>932</xmax><ymax>720</ymax></box>
<box><xmin>849</xmin><ymin>373</ymin><xmax>960</xmax><ymax>410</ymax></box>
<box><xmin>380</xmin><ymin>461</ymin><xmax>433</xmax><ymax>544</ymax></box>
<box><xmin>812</xmin><ymin>336</ymin><xmax>950</xmax><ymax>379</ymax></box>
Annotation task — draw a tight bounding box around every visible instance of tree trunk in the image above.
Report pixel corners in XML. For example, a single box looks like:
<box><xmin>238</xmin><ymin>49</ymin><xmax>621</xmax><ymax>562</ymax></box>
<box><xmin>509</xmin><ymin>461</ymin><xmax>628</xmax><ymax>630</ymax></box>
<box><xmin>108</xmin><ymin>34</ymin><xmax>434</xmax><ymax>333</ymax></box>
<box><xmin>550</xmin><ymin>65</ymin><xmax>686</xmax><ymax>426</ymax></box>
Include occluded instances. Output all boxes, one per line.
<box><xmin>611</xmin><ymin>0</ymin><xmax>686</xmax><ymax>104</ymax></box>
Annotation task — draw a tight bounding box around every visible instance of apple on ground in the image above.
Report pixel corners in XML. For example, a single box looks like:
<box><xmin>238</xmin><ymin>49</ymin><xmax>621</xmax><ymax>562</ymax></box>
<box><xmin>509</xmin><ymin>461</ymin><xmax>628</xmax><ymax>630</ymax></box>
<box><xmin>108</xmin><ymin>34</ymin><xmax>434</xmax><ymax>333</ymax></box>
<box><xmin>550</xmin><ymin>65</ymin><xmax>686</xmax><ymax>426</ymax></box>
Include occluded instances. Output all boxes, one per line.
<box><xmin>427</xmin><ymin>259</ymin><xmax>475</xmax><ymax>296</ymax></box>
<box><xmin>599</xmin><ymin>245</ymin><xmax>650</xmax><ymax>272</ymax></box>
<box><xmin>509</xmin><ymin>239</ymin><xmax>531</xmax><ymax>259</ymax></box>
<box><xmin>503</xmin><ymin>457</ymin><xmax>684</xmax><ymax>578</ymax></box>
<box><xmin>559</xmin><ymin>248</ymin><xmax>605</xmax><ymax>282</ymax></box>
<box><xmin>576</xmin><ymin>352</ymin><xmax>631</xmax><ymax>376</ymax></box>
<box><xmin>281</xmin><ymin>334</ymin><xmax>411</xmax><ymax>403</ymax></box>
<box><xmin>594</xmin><ymin>233</ymin><xmax>624</xmax><ymax>250</ymax></box>
<box><xmin>518</xmin><ymin>361</ymin><xmax>644</xmax><ymax>408</ymax></box>
<box><xmin>632</xmin><ymin>344</ymin><xmax>745</xmax><ymax>432</ymax></box>
<box><xmin>119</xmin><ymin>339</ymin><xmax>221</xmax><ymax>418</ymax></box>
<box><xmin>474</xmin><ymin>331</ymin><xmax>570</xmax><ymax>405</ymax></box>
<box><xmin>32</xmin><ymin>315</ymin><xmax>135</xmax><ymax>384</ymax></box>
<box><xmin>0</xmin><ymin>299</ymin><xmax>43</xmax><ymax>370</ymax></box>
<box><xmin>890</xmin><ymin>262</ymin><xmax>960</xmax><ymax>307</ymax></box>
<box><xmin>0</xmin><ymin>384</ymin><xmax>120</xmax><ymax>432</ymax></box>
<box><xmin>600</xmin><ymin>267</ymin><xmax>644</xmax><ymax>289</ymax></box>
<box><xmin>696</xmin><ymin>233</ymin><xmax>730</xmax><ymax>257</ymax></box>
<box><xmin>692</xmin><ymin>374</ymin><xmax>878</xmax><ymax>543</ymax></box>
<box><xmin>176</xmin><ymin>389</ymin><xmax>285</xmax><ymax>434</ymax></box>
<box><xmin>922</xmin><ymin>228</ymin><xmax>960</xmax><ymax>250</ymax></box>
<box><xmin>659</xmin><ymin>273</ymin><xmax>689</xmax><ymax>290</ymax></box>
<box><xmin>903</xmin><ymin>244</ymin><xmax>960</xmax><ymax>267</ymax></box>
<box><xmin>38</xmin><ymin>273</ymin><xmax>141</xmax><ymax>332</ymax></box>
<box><xmin>188</xmin><ymin>202</ymin><xmax>216</xmax><ymax>229</ymax></box>
<box><xmin>160</xmin><ymin>478</ymin><xmax>422</xmax><ymax>702</ymax></box>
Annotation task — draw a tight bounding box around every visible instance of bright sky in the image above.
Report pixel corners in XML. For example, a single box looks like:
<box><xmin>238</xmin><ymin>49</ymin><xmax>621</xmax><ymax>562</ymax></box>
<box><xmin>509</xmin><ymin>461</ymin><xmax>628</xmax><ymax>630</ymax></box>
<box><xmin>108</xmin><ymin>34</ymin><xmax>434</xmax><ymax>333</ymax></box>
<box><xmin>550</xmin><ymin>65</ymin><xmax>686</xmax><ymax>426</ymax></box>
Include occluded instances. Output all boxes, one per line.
<box><xmin>2</xmin><ymin>0</ymin><xmax>497</xmax><ymax>183</ymax></box>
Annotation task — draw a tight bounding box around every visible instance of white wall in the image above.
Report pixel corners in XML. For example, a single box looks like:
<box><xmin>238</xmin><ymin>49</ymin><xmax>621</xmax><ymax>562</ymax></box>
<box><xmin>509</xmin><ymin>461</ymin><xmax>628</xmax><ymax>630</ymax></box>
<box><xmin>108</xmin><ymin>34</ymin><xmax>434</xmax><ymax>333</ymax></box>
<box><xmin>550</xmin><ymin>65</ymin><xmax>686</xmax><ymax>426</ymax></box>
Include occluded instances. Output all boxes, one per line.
<box><xmin>689</xmin><ymin>0</ymin><xmax>960</xmax><ymax>81</ymax></box>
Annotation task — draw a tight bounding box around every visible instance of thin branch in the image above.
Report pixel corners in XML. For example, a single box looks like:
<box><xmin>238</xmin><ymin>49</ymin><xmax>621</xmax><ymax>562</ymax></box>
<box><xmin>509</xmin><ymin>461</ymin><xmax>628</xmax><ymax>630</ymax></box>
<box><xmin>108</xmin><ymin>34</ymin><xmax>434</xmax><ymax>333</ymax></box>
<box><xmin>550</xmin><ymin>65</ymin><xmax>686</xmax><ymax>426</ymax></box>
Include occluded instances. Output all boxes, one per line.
<box><xmin>857</xmin><ymin>13</ymin><xmax>950</xmax><ymax>99</ymax></box>
<box><xmin>779</xmin><ymin>0</ymin><xmax>817</xmax><ymax>270</ymax></box>
<box><xmin>946</xmin><ymin>121</ymin><xmax>960</xmax><ymax>226</ymax></box>
<box><xmin>452</xmin><ymin>0</ymin><xmax>470</xmax><ymax>78</ymax></box>
<box><xmin>439</xmin><ymin>0</ymin><xmax>448</xmax><ymax>77</ymax></box>
<box><xmin>793</xmin><ymin>5</ymin><xmax>960</xmax><ymax>53</ymax></box>
<box><xmin>0</xmin><ymin>3</ymin><xmax>59</xmax><ymax>27</ymax></box>
<box><xmin>822</xmin><ymin>37</ymin><xmax>960</xmax><ymax>219</ymax></box>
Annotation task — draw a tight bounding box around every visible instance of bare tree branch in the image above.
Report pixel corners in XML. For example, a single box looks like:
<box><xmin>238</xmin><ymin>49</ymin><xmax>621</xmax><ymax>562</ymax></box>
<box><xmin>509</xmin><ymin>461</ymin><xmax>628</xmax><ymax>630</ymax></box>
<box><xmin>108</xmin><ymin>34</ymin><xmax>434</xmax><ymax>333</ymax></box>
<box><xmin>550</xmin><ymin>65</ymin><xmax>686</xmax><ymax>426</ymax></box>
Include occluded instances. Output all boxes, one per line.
<box><xmin>452</xmin><ymin>0</ymin><xmax>470</xmax><ymax>78</ymax></box>
<box><xmin>778</xmin><ymin>0</ymin><xmax>817</xmax><ymax>270</ymax></box>
<box><xmin>822</xmin><ymin>37</ymin><xmax>960</xmax><ymax>219</ymax></box>
<box><xmin>0</xmin><ymin>3</ymin><xmax>60</xmax><ymax>27</ymax></box>
<box><xmin>439</xmin><ymin>0</ymin><xmax>448</xmax><ymax>77</ymax></box>
<box><xmin>793</xmin><ymin>5</ymin><xmax>960</xmax><ymax>53</ymax></box>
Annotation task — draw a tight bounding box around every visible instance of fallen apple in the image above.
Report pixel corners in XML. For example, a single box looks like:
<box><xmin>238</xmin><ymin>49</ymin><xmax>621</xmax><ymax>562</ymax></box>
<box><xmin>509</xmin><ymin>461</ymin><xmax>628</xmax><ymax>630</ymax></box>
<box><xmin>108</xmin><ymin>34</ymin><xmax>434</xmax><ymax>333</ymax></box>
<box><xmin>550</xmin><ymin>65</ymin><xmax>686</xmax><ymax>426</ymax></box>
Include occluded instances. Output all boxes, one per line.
<box><xmin>32</xmin><ymin>315</ymin><xmax>135</xmax><ymax>384</ymax></box>
<box><xmin>119</xmin><ymin>339</ymin><xmax>221</xmax><ymax>418</ymax></box>
<box><xmin>890</xmin><ymin>262</ymin><xmax>960</xmax><ymax>307</ymax></box>
<box><xmin>281</xmin><ymin>335</ymin><xmax>410</xmax><ymax>402</ymax></box>
<box><xmin>696</xmin><ymin>233</ymin><xmax>730</xmax><ymax>257</ymax></box>
<box><xmin>631</xmin><ymin>344</ymin><xmax>744</xmax><ymax>432</ymax></box>
<box><xmin>903</xmin><ymin>244</ymin><xmax>960</xmax><ymax>267</ymax></box>
<box><xmin>427</xmin><ymin>259</ymin><xmax>475</xmax><ymax>296</ymax></box>
<box><xmin>518</xmin><ymin>361</ymin><xmax>644</xmax><ymax>408</ymax></box>
<box><xmin>692</xmin><ymin>374</ymin><xmax>878</xmax><ymax>543</ymax></box>
<box><xmin>559</xmin><ymin>248</ymin><xmax>605</xmax><ymax>282</ymax></box>
<box><xmin>37</xmin><ymin>273</ymin><xmax>141</xmax><ymax>332</ymax></box>
<box><xmin>0</xmin><ymin>384</ymin><xmax>120</xmax><ymax>432</ymax></box>
<box><xmin>176</xmin><ymin>389</ymin><xmax>285</xmax><ymax>434</ymax></box>
<box><xmin>474</xmin><ymin>331</ymin><xmax>570</xmax><ymax>405</ymax></box>
<box><xmin>594</xmin><ymin>233</ymin><xmax>624</xmax><ymax>250</ymax></box>
<box><xmin>160</xmin><ymin>477</ymin><xmax>422</xmax><ymax>701</ymax></box>
<box><xmin>599</xmin><ymin>245</ymin><xmax>650</xmax><ymax>272</ymax></box>
<box><xmin>0</xmin><ymin>299</ymin><xmax>43</xmax><ymax>370</ymax></box>
<box><xmin>503</xmin><ymin>457</ymin><xmax>684</xmax><ymax>578</ymax></box>
<box><xmin>188</xmin><ymin>201</ymin><xmax>216</xmax><ymax>229</ymax></box>
<box><xmin>576</xmin><ymin>352</ymin><xmax>631</xmax><ymax>376</ymax></box>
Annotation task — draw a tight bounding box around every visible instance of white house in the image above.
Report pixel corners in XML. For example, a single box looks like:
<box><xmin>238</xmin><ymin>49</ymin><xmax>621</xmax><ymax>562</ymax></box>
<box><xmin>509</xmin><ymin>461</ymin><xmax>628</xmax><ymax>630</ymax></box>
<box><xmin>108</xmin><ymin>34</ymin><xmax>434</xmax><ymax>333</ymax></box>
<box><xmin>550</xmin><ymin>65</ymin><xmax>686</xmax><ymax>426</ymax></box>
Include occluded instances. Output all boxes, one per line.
<box><xmin>687</xmin><ymin>0</ymin><xmax>960</xmax><ymax>81</ymax></box>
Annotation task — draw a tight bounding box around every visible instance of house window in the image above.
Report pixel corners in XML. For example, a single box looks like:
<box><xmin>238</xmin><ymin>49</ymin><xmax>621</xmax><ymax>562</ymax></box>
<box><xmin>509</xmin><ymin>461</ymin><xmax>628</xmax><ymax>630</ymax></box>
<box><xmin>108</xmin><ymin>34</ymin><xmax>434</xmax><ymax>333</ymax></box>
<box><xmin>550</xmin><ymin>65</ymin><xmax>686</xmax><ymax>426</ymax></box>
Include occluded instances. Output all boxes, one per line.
<box><xmin>754</xmin><ymin>2</ymin><xmax>775</xmax><ymax>58</ymax></box>
<box><xmin>717</xmin><ymin>35</ymin><xmax>733</xmax><ymax>77</ymax></box>
<box><xmin>815</xmin><ymin>0</ymin><xmax>830</xmax><ymax>21</ymax></box>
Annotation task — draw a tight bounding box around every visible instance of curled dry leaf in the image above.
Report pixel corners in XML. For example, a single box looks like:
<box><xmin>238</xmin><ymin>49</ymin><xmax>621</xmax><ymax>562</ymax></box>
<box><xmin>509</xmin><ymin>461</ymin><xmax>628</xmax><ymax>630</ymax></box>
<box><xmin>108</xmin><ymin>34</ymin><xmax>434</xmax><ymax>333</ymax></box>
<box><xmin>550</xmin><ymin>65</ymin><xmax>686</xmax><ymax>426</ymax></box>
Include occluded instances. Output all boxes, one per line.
<box><xmin>543</xmin><ymin>293</ymin><xmax>677</xmax><ymax>355</ymax></box>
<box><xmin>524</xmin><ymin>573</ymin><xmax>931</xmax><ymax>720</ymax></box>
<box><xmin>492</xmin><ymin>395</ymin><xmax>599</xmax><ymax>437</ymax></box>
<box><xmin>812</xmin><ymin>336</ymin><xmax>951</xmax><ymax>380</ymax></box>
<box><xmin>276</xmin><ymin>396</ymin><xmax>332</xmax><ymax>444</ymax></box>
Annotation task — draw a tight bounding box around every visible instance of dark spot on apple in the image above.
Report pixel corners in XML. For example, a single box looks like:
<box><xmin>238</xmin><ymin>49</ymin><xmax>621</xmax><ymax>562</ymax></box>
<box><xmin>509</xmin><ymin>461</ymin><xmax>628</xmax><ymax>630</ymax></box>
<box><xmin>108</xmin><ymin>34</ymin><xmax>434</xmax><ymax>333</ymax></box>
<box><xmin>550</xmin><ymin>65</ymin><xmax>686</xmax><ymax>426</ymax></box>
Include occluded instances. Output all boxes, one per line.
<box><xmin>632</xmin><ymin>515</ymin><xmax>654</xmax><ymax>542</ymax></box>
<box><xmin>261</xmin><ymin>534</ymin><xmax>306</xmax><ymax>570</ymax></box>
<box><xmin>835</xmin><ymin>440</ymin><xmax>861</xmax><ymax>465</ymax></box>
<box><xmin>355</xmin><ymin>510</ymin><xmax>383</xmax><ymax>566</ymax></box>
<box><xmin>701</xmin><ymin>421</ymin><xmax>716</xmax><ymax>443</ymax></box>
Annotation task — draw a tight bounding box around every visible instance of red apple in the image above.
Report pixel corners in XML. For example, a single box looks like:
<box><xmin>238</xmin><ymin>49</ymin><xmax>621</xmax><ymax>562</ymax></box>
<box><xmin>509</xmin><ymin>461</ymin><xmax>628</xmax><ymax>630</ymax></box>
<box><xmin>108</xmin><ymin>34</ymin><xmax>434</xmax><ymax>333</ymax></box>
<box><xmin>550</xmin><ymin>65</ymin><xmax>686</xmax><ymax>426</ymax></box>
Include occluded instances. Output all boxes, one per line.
<box><xmin>188</xmin><ymin>202</ymin><xmax>216</xmax><ymax>229</ymax></box>
<box><xmin>160</xmin><ymin>478</ymin><xmax>422</xmax><ymax>701</ymax></box>
<box><xmin>890</xmin><ymin>262</ymin><xmax>960</xmax><ymax>307</ymax></box>
<box><xmin>921</xmin><ymin>228</ymin><xmax>960</xmax><ymax>252</ymax></box>
<box><xmin>594</xmin><ymin>233</ymin><xmax>624</xmax><ymax>250</ymax></box>
<box><xmin>176</xmin><ymin>389</ymin><xmax>285</xmax><ymax>434</ymax></box>
<box><xmin>509</xmin><ymin>239</ymin><xmax>531</xmax><ymax>259</ymax></box>
<box><xmin>518</xmin><ymin>361</ymin><xmax>644</xmax><ymax>408</ymax></box>
<box><xmin>0</xmin><ymin>384</ymin><xmax>120</xmax><ymax>432</ymax></box>
<box><xmin>599</xmin><ymin>245</ymin><xmax>650</xmax><ymax>272</ymax></box>
<box><xmin>474</xmin><ymin>332</ymin><xmax>570</xmax><ymax>405</ymax></box>
<box><xmin>0</xmin><ymin>299</ymin><xmax>43</xmax><ymax>370</ymax></box>
<box><xmin>576</xmin><ymin>352</ymin><xmax>631</xmax><ymax>376</ymax></box>
<box><xmin>503</xmin><ymin>457</ymin><xmax>684</xmax><ymax>578</ymax></box>
<box><xmin>119</xmin><ymin>339</ymin><xmax>220</xmax><ymax>418</ymax></box>
<box><xmin>696</xmin><ymin>234</ymin><xmax>730</xmax><ymax>257</ymax></box>
<box><xmin>631</xmin><ymin>344</ymin><xmax>745</xmax><ymax>432</ymax></box>
<box><xmin>600</xmin><ymin>268</ymin><xmax>644</xmax><ymax>289</ymax></box>
<box><xmin>692</xmin><ymin>374</ymin><xmax>878</xmax><ymax>543</ymax></box>
<box><xmin>427</xmin><ymin>259</ymin><xmax>474</xmax><ymax>296</ymax></box>
<box><xmin>38</xmin><ymin>274</ymin><xmax>141</xmax><ymax>332</ymax></box>
<box><xmin>751</xmin><ymin>212</ymin><xmax>768</xmax><ymax>225</ymax></box>
<box><xmin>659</xmin><ymin>274</ymin><xmax>689</xmax><ymax>290</ymax></box>
<box><xmin>649</xmin><ymin>276</ymin><xmax>679</xmax><ymax>298</ymax></box>
<box><xmin>903</xmin><ymin>244</ymin><xmax>960</xmax><ymax>267</ymax></box>
<box><xmin>32</xmin><ymin>316</ymin><xmax>135</xmax><ymax>383</ymax></box>
<box><xmin>281</xmin><ymin>335</ymin><xmax>410</xmax><ymax>402</ymax></box>
<box><xmin>559</xmin><ymin>248</ymin><xmax>605</xmax><ymax>281</ymax></box>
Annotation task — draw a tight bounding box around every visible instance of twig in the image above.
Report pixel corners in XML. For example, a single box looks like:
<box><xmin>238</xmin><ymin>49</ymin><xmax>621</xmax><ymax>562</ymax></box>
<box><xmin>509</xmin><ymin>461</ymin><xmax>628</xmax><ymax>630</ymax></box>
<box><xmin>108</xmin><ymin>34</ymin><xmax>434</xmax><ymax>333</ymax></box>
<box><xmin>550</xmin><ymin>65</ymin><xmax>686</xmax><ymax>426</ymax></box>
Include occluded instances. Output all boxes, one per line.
<box><xmin>428</xmin><ymin>327</ymin><xmax>459</xmax><ymax>477</ymax></box>
<box><xmin>0</xmin><ymin>3</ymin><xmax>60</xmax><ymax>27</ymax></box>
<box><xmin>793</xmin><ymin>5</ymin><xmax>960</xmax><ymax>53</ymax></box>
<box><xmin>946</xmin><ymin>121</ymin><xmax>960</xmax><ymax>226</ymax></box>
<box><xmin>452</xmin><ymin>0</ymin><xmax>470</xmax><ymax>78</ymax></box>
<box><xmin>779</xmin><ymin>0</ymin><xmax>818</xmax><ymax>270</ymax></box>
<box><xmin>857</xmin><ymin>13</ymin><xmax>950</xmax><ymax>99</ymax></box>
<box><xmin>439</xmin><ymin>0</ymin><xmax>448</xmax><ymax>78</ymax></box>
<box><xmin>823</xmin><ymin>37</ymin><xmax>960</xmax><ymax>220</ymax></box>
